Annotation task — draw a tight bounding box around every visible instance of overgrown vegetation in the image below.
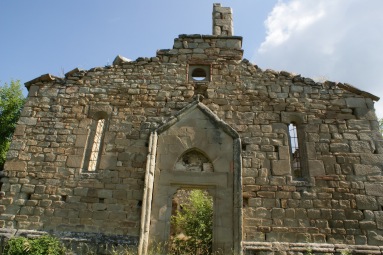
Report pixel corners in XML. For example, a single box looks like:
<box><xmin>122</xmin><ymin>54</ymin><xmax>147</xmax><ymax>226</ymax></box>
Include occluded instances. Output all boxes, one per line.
<box><xmin>4</xmin><ymin>235</ymin><xmax>66</xmax><ymax>255</ymax></box>
<box><xmin>379</xmin><ymin>117</ymin><xmax>383</xmax><ymax>135</ymax></box>
<box><xmin>0</xmin><ymin>80</ymin><xmax>25</xmax><ymax>170</ymax></box>
<box><xmin>170</xmin><ymin>189</ymin><xmax>213</xmax><ymax>255</ymax></box>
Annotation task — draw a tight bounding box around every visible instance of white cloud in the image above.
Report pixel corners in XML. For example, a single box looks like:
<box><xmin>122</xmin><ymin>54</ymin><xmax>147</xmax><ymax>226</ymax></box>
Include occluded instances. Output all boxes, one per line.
<box><xmin>255</xmin><ymin>0</ymin><xmax>383</xmax><ymax>118</ymax></box>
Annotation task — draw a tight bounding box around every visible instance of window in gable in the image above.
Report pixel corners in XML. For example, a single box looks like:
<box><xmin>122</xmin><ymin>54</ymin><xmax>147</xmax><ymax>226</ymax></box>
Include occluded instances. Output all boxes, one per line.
<box><xmin>188</xmin><ymin>65</ymin><xmax>211</xmax><ymax>82</ymax></box>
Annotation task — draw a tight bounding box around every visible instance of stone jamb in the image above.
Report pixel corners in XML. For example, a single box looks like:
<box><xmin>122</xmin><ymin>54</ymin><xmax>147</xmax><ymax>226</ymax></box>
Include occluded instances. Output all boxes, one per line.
<box><xmin>138</xmin><ymin>131</ymin><xmax>158</xmax><ymax>255</ymax></box>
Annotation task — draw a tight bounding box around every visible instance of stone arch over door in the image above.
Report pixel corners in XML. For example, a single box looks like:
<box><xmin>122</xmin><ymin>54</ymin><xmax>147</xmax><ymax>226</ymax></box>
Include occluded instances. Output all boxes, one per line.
<box><xmin>138</xmin><ymin>100</ymin><xmax>242</xmax><ymax>255</ymax></box>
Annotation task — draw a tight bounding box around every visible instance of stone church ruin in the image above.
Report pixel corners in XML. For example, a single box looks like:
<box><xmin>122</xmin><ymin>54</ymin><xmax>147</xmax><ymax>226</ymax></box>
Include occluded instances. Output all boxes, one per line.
<box><xmin>2</xmin><ymin>3</ymin><xmax>383</xmax><ymax>254</ymax></box>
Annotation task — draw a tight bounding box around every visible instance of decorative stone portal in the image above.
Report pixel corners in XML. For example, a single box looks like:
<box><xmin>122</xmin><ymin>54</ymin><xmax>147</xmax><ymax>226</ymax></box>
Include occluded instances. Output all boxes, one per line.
<box><xmin>138</xmin><ymin>99</ymin><xmax>242</xmax><ymax>255</ymax></box>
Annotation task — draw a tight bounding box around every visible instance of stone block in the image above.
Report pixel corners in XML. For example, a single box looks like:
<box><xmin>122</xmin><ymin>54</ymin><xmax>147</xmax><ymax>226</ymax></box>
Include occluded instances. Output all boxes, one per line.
<box><xmin>354</xmin><ymin>108</ymin><xmax>376</xmax><ymax>120</ymax></box>
<box><xmin>374</xmin><ymin>211</ymin><xmax>383</xmax><ymax>229</ymax></box>
<box><xmin>330</xmin><ymin>143</ymin><xmax>350</xmax><ymax>153</ymax></box>
<box><xmin>99</xmin><ymin>154</ymin><xmax>118</xmax><ymax>170</ymax></box>
<box><xmin>347</xmin><ymin>119</ymin><xmax>371</xmax><ymax>130</ymax></box>
<box><xmin>271</xmin><ymin>208</ymin><xmax>285</xmax><ymax>218</ymax></box>
<box><xmin>13</xmin><ymin>125</ymin><xmax>26</xmax><ymax>136</ymax></box>
<box><xmin>66</xmin><ymin>155</ymin><xmax>83</xmax><ymax>168</ymax></box>
<box><xmin>226</xmin><ymin>39</ymin><xmax>241</xmax><ymax>49</ymax></box>
<box><xmin>4</xmin><ymin>161</ymin><xmax>27</xmax><ymax>171</ymax></box>
<box><xmin>19</xmin><ymin>117</ymin><xmax>37</xmax><ymax>126</ymax></box>
<box><xmin>367</xmin><ymin>230</ymin><xmax>383</xmax><ymax>245</ymax></box>
<box><xmin>360</xmin><ymin>154</ymin><xmax>383</xmax><ymax>166</ymax></box>
<box><xmin>98</xmin><ymin>189</ymin><xmax>113</xmax><ymax>198</ymax></box>
<box><xmin>356</xmin><ymin>195</ymin><xmax>378</xmax><ymax>210</ymax></box>
<box><xmin>360</xmin><ymin>221</ymin><xmax>377</xmax><ymax>230</ymax></box>
<box><xmin>248</xmin><ymin>198</ymin><xmax>261</xmax><ymax>207</ymax></box>
<box><xmin>308</xmin><ymin>160</ymin><xmax>325</xmax><ymax>176</ymax></box>
<box><xmin>263</xmin><ymin>199</ymin><xmax>276</xmax><ymax>208</ymax></box>
<box><xmin>271</xmin><ymin>160</ymin><xmax>290</xmax><ymax>176</ymax></box>
<box><xmin>345</xmin><ymin>98</ymin><xmax>367</xmax><ymax>108</ymax></box>
<box><xmin>354</xmin><ymin>164</ymin><xmax>381</xmax><ymax>175</ymax></box>
<box><xmin>365</xmin><ymin>183</ymin><xmax>383</xmax><ymax>197</ymax></box>
<box><xmin>75</xmin><ymin>135</ymin><xmax>88</xmax><ymax>147</ymax></box>
<box><xmin>278</xmin><ymin>146</ymin><xmax>290</xmax><ymax>160</ymax></box>
<box><xmin>254</xmin><ymin>207</ymin><xmax>271</xmax><ymax>219</ymax></box>
<box><xmin>92</xmin><ymin>211</ymin><xmax>110</xmax><ymax>220</ymax></box>
<box><xmin>350</xmin><ymin>140</ymin><xmax>373</xmax><ymax>153</ymax></box>
<box><xmin>57</xmin><ymin>188</ymin><xmax>73</xmax><ymax>195</ymax></box>
<box><xmin>21</xmin><ymin>184</ymin><xmax>35</xmax><ymax>193</ymax></box>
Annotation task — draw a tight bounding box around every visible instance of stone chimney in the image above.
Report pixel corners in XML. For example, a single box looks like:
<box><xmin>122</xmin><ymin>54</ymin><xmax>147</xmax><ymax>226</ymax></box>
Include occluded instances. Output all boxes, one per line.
<box><xmin>212</xmin><ymin>3</ymin><xmax>233</xmax><ymax>36</ymax></box>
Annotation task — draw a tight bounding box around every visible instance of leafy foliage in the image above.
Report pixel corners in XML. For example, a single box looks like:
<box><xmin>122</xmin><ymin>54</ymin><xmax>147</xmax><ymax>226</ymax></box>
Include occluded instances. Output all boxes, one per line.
<box><xmin>170</xmin><ymin>189</ymin><xmax>213</xmax><ymax>255</ymax></box>
<box><xmin>4</xmin><ymin>235</ymin><xmax>66</xmax><ymax>255</ymax></box>
<box><xmin>379</xmin><ymin>118</ymin><xmax>383</xmax><ymax>135</ymax></box>
<box><xmin>0</xmin><ymin>80</ymin><xmax>25</xmax><ymax>169</ymax></box>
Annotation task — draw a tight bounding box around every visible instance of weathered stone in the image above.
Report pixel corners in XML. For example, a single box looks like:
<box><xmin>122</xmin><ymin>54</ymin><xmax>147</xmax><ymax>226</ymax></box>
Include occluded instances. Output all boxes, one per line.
<box><xmin>347</xmin><ymin>119</ymin><xmax>371</xmax><ymax>130</ymax></box>
<box><xmin>354</xmin><ymin>164</ymin><xmax>382</xmax><ymax>175</ymax></box>
<box><xmin>66</xmin><ymin>155</ymin><xmax>83</xmax><ymax>168</ymax></box>
<box><xmin>356</xmin><ymin>195</ymin><xmax>378</xmax><ymax>210</ymax></box>
<box><xmin>365</xmin><ymin>183</ymin><xmax>383</xmax><ymax>197</ymax></box>
<box><xmin>271</xmin><ymin>160</ymin><xmax>290</xmax><ymax>176</ymax></box>
<box><xmin>330</xmin><ymin>143</ymin><xmax>350</xmax><ymax>153</ymax></box>
<box><xmin>308</xmin><ymin>160</ymin><xmax>325</xmax><ymax>176</ymax></box>
<box><xmin>4</xmin><ymin>161</ymin><xmax>27</xmax><ymax>171</ymax></box>
<box><xmin>350</xmin><ymin>140</ymin><xmax>373</xmax><ymax>153</ymax></box>
<box><xmin>112</xmin><ymin>55</ymin><xmax>130</xmax><ymax>65</ymax></box>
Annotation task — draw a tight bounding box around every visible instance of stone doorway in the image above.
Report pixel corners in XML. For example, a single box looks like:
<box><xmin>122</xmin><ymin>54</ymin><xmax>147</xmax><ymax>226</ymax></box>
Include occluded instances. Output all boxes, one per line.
<box><xmin>138</xmin><ymin>100</ymin><xmax>242</xmax><ymax>255</ymax></box>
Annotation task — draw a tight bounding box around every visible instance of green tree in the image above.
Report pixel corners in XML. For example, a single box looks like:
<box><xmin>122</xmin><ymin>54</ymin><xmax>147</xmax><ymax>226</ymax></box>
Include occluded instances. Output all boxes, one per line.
<box><xmin>379</xmin><ymin>118</ymin><xmax>383</xmax><ymax>134</ymax></box>
<box><xmin>0</xmin><ymin>80</ymin><xmax>25</xmax><ymax>170</ymax></box>
<box><xmin>170</xmin><ymin>189</ymin><xmax>213</xmax><ymax>255</ymax></box>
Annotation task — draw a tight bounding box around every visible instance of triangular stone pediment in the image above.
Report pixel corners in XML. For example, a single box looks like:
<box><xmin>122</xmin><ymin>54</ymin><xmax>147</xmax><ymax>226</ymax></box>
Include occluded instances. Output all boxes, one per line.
<box><xmin>156</xmin><ymin>99</ymin><xmax>239</xmax><ymax>139</ymax></box>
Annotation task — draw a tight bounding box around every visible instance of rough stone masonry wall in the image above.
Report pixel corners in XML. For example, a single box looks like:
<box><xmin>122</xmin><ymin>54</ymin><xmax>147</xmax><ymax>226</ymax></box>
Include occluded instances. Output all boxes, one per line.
<box><xmin>1</xmin><ymin>29</ymin><xmax>383</xmax><ymax>254</ymax></box>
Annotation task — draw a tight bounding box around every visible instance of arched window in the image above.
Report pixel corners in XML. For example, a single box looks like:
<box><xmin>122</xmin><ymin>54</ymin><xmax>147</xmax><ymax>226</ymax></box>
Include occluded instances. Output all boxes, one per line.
<box><xmin>83</xmin><ymin>112</ymin><xmax>108</xmax><ymax>172</ymax></box>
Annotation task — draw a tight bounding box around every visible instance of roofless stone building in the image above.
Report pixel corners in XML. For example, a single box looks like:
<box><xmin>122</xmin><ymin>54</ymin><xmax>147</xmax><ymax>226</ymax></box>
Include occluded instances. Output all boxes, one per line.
<box><xmin>2</xmin><ymin>3</ymin><xmax>383</xmax><ymax>254</ymax></box>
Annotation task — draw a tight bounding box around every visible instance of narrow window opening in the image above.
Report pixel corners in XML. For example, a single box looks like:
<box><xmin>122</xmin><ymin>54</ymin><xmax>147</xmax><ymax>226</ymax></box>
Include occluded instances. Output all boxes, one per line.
<box><xmin>289</xmin><ymin>123</ymin><xmax>301</xmax><ymax>178</ymax></box>
<box><xmin>89</xmin><ymin>118</ymin><xmax>105</xmax><ymax>171</ymax></box>
<box><xmin>61</xmin><ymin>195</ymin><xmax>67</xmax><ymax>202</ymax></box>
<box><xmin>26</xmin><ymin>193</ymin><xmax>32</xmax><ymax>200</ymax></box>
<box><xmin>99</xmin><ymin>198</ymin><xmax>105</xmax><ymax>203</ymax></box>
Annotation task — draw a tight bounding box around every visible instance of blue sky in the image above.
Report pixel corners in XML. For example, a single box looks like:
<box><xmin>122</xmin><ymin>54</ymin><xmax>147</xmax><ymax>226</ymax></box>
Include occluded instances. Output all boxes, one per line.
<box><xmin>1</xmin><ymin>0</ymin><xmax>383</xmax><ymax>117</ymax></box>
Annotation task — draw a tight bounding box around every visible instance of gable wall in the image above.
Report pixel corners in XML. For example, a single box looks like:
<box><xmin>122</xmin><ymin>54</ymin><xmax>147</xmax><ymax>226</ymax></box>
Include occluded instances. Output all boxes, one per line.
<box><xmin>2</xmin><ymin>33</ymin><xmax>383</xmax><ymax>251</ymax></box>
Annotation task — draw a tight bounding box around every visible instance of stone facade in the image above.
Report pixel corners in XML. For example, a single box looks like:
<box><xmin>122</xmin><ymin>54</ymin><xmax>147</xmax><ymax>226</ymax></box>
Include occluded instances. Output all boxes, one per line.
<box><xmin>2</xmin><ymin>3</ymin><xmax>383</xmax><ymax>254</ymax></box>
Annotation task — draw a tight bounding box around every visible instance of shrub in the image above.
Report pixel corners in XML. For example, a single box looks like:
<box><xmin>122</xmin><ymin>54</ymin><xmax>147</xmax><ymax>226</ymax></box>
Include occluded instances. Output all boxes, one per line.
<box><xmin>170</xmin><ymin>189</ymin><xmax>213</xmax><ymax>255</ymax></box>
<box><xmin>4</xmin><ymin>235</ymin><xmax>66</xmax><ymax>255</ymax></box>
